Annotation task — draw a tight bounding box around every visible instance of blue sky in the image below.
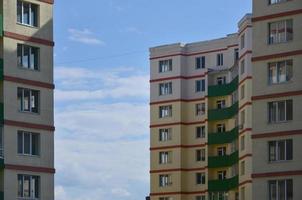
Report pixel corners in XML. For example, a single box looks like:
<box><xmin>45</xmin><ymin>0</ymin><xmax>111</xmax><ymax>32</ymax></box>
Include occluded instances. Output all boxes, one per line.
<box><xmin>54</xmin><ymin>1</ymin><xmax>251</xmax><ymax>199</ymax></box>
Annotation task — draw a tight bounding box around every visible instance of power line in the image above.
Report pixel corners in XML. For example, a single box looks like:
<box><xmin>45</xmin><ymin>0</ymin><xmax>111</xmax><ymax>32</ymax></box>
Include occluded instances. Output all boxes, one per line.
<box><xmin>55</xmin><ymin>50</ymin><xmax>148</xmax><ymax>65</ymax></box>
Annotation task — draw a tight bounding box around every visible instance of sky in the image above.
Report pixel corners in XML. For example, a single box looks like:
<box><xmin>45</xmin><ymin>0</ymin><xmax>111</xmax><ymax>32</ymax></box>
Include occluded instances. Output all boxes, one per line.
<box><xmin>54</xmin><ymin>1</ymin><xmax>251</xmax><ymax>200</ymax></box>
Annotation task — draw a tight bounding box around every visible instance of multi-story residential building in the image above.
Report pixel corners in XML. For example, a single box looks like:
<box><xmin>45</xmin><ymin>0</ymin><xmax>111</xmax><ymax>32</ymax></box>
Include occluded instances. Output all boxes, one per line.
<box><xmin>0</xmin><ymin>0</ymin><xmax>55</xmax><ymax>199</ymax></box>
<box><xmin>148</xmin><ymin>0</ymin><xmax>302</xmax><ymax>200</ymax></box>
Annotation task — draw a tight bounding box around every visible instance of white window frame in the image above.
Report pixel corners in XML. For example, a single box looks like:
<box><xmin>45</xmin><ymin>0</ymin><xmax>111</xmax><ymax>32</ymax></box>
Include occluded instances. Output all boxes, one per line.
<box><xmin>269</xmin><ymin>0</ymin><xmax>289</xmax><ymax>5</ymax></box>
<box><xmin>217</xmin><ymin>53</ymin><xmax>224</xmax><ymax>66</ymax></box>
<box><xmin>217</xmin><ymin>100</ymin><xmax>226</xmax><ymax>109</ymax></box>
<box><xmin>268</xmin><ymin>179</ymin><xmax>293</xmax><ymax>200</ymax></box>
<box><xmin>268</xmin><ymin>60</ymin><xmax>293</xmax><ymax>85</ymax></box>
<box><xmin>159</xmin><ymin>82</ymin><xmax>172</xmax><ymax>96</ymax></box>
<box><xmin>268</xmin><ymin>139</ymin><xmax>293</xmax><ymax>162</ymax></box>
<box><xmin>17</xmin><ymin>0</ymin><xmax>39</xmax><ymax>27</ymax></box>
<box><xmin>17</xmin><ymin>131</ymin><xmax>40</xmax><ymax>156</ymax></box>
<box><xmin>159</xmin><ymin>152</ymin><xmax>171</xmax><ymax>164</ymax></box>
<box><xmin>268</xmin><ymin>100</ymin><xmax>293</xmax><ymax>123</ymax></box>
<box><xmin>196</xmin><ymin>56</ymin><xmax>205</xmax><ymax>69</ymax></box>
<box><xmin>196</xmin><ymin>173</ymin><xmax>206</xmax><ymax>185</ymax></box>
<box><xmin>18</xmin><ymin>174</ymin><xmax>40</xmax><ymax>199</ymax></box>
<box><xmin>268</xmin><ymin>19</ymin><xmax>293</xmax><ymax>44</ymax></box>
<box><xmin>159</xmin><ymin>128</ymin><xmax>172</xmax><ymax>142</ymax></box>
<box><xmin>196</xmin><ymin>103</ymin><xmax>206</xmax><ymax>116</ymax></box>
<box><xmin>195</xmin><ymin>79</ymin><xmax>205</xmax><ymax>92</ymax></box>
<box><xmin>217</xmin><ymin>147</ymin><xmax>226</xmax><ymax>156</ymax></box>
<box><xmin>217</xmin><ymin>77</ymin><xmax>226</xmax><ymax>85</ymax></box>
<box><xmin>159</xmin><ymin>59</ymin><xmax>172</xmax><ymax>73</ymax></box>
<box><xmin>196</xmin><ymin>126</ymin><xmax>206</xmax><ymax>138</ymax></box>
<box><xmin>18</xmin><ymin>88</ymin><xmax>40</xmax><ymax>114</ymax></box>
<box><xmin>159</xmin><ymin>105</ymin><xmax>172</xmax><ymax>118</ymax></box>
<box><xmin>159</xmin><ymin>174</ymin><xmax>172</xmax><ymax>187</ymax></box>
<box><xmin>217</xmin><ymin>124</ymin><xmax>226</xmax><ymax>133</ymax></box>
<box><xmin>17</xmin><ymin>44</ymin><xmax>40</xmax><ymax>70</ymax></box>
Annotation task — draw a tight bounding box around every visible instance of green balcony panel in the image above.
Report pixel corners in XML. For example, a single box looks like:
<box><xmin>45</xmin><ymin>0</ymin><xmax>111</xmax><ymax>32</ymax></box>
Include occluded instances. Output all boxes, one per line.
<box><xmin>208</xmin><ymin>151</ymin><xmax>239</xmax><ymax>168</ymax></box>
<box><xmin>0</xmin><ymin>158</ymin><xmax>4</xmax><ymax>169</ymax></box>
<box><xmin>208</xmin><ymin>127</ymin><xmax>239</xmax><ymax>145</ymax></box>
<box><xmin>0</xmin><ymin>14</ymin><xmax>2</xmax><ymax>37</ymax></box>
<box><xmin>208</xmin><ymin>102</ymin><xmax>239</xmax><ymax>121</ymax></box>
<box><xmin>208</xmin><ymin>76</ymin><xmax>238</xmax><ymax>97</ymax></box>
<box><xmin>0</xmin><ymin>59</ymin><xmax>3</xmax><ymax>80</ymax></box>
<box><xmin>208</xmin><ymin>175</ymin><xmax>239</xmax><ymax>192</ymax></box>
<box><xmin>0</xmin><ymin>103</ymin><xmax>3</xmax><ymax>123</ymax></box>
<box><xmin>0</xmin><ymin>191</ymin><xmax>3</xmax><ymax>200</ymax></box>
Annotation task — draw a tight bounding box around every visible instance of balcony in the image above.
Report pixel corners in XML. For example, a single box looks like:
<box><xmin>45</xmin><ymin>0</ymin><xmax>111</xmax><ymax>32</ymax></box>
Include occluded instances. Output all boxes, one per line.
<box><xmin>208</xmin><ymin>151</ymin><xmax>239</xmax><ymax>168</ymax></box>
<box><xmin>208</xmin><ymin>175</ymin><xmax>239</xmax><ymax>192</ymax></box>
<box><xmin>208</xmin><ymin>76</ymin><xmax>238</xmax><ymax>97</ymax></box>
<box><xmin>208</xmin><ymin>102</ymin><xmax>239</xmax><ymax>121</ymax></box>
<box><xmin>208</xmin><ymin>127</ymin><xmax>239</xmax><ymax>145</ymax></box>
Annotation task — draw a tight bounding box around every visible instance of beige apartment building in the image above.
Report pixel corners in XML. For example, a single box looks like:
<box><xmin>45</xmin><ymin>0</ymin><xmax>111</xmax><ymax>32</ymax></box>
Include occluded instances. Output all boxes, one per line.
<box><xmin>0</xmin><ymin>0</ymin><xmax>55</xmax><ymax>199</ymax></box>
<box><xmin>148</xmin><ymin>0</ymin><xmax>302</xmax><ymax>200</ymax></box>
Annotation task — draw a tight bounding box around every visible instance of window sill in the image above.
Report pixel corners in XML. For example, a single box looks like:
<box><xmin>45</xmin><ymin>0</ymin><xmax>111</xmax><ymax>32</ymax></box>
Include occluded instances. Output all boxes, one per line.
<box><xmin>268</xmin><ymin>160</ymin><xmax>292</xmax><ymax>164</ymax></box>
<box><xmin>268</xmin><ymin>120</ymin><xmax>292</xmax><ymax>125</ymax></box>
<box><xmin>18</xmin><ymin>66</ymin><xmax>40</xmax><ymax>72</ymax></box>
<box><xmin>268</xmin><ymin>80</ymin><xmax>293</xmax><ymax>86</ymax></box>
<box><xmin>18</xmin><ymin>154</ymin><xmax>40</xmax><ymax>158</ymax></box>
<box><xmin>19</xmin><ymin>111</ymin><xmax>40</xmax><ymax>115</ymax></box>
<box><xmin>16</xmin><ymin>22</ymin><xmax>39</xmax><ymax>29</ymax></box>
<box><xmin>268</xmin><ymin>40</ymin><xmax>293</xmax><ymax>46</ymax></box>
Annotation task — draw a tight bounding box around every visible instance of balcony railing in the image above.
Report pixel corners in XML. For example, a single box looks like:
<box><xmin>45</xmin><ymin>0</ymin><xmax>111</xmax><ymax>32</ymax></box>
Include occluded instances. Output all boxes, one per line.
<box><xmin>208</xmin><ymin>76</ymin><xmax>238</xmax><ymax>97</ymax></box>
<box><xmin>208</xmin><ymin>127</ymin><xmax>239</xmax><ymax>145</ymax></box>
<box><xmin>208</xmin><ymin>102</ymin><xmax>239</xmax><ymax>121</ymax></box>
<box><xmin>208</xmin><ymin>175</ymin><xmax>239</xmax><ymax>192</ymax></box>
<box><xmin>208</xmin><ymin>151</ymin><xmax>239</xmax><ymax>168</ymax></box>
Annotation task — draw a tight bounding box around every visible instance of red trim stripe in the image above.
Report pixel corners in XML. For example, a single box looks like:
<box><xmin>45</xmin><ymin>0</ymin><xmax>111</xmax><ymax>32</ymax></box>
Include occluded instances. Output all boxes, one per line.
<box><xmin>252</xmin><ymin>50</ymin><xmax>302</xmax><ymax>62</ymax></box>
<box><xmin>239</xmin><ymin>128</ymin><xmax>252</xmax><ymax>136</ymax></box>
<box><xmin>252</xmin><ymin>90</ymin><xmax>302</xmax><ymax>101</ymax></box>
<box><xmin>150</xmin><ymin>45</ymin><xmax>238</xmax><ymax>60</ymax></box>
<box><xmin>239</xmin><ymin>25</ymin><xmax>252</xmax><ymax>36</ymax></box>
<box><xmin>239</xmin><ymin>50</ymin><xmax>252</xmax><ymax>60</ymax></box>
<box><xmin>150</xmin><ymin>190</ymin><xmax>208</xmax><ymax>196</ymax></box>
<box><xmin>4</xmin><ymin>31</ymin><xmax>55</xmax><ymax>47</ymax></box>
<box><xmin>239</xmin><ymin>102</ymin><xmax>252</xmax><ymax>111</ymax></box>
<box><xmin>4</xmin><ymin>120</ymin><xmax>55</xmax><ymax>131</ymax></box>
<box><xmin>150</xmin><ymin>120</ymin><xmax>208</xmax><ymax>128</ymax></box>
<box><xmin>150</xmin><ymin>97</ymin><xmax>207</xmax><ymax>105</ymax></box>
<box><xmin>252</xmin><ymin>170</ymin><xmax>302</xmax><ymax>178</ymax></box>
<box><xmin>239</xmin><ymin>180</ymin><xmax>252</xmax><ymax>186</ymax></box>
<box><xmin>252</xmin><ymin>9</ymin><xmax>302</xmax><ymax>22</ymax></box>
<box><xmin>4</xmin><ymin>76</ymin><xmax>54</xmax><ymax>89</ymax></box>
<box><xmin>150</xmin><ymin>143</ymin><xmax>207</xmax><ymax>151</ymax></box>
<box><xmin>5</xmin><ymin>164</ymin><xmax>55</xmax><ymax>174</ymax></box>
<box><xmin>239</xmin><ymin>154</ymin><xmax>252</xmax><ymax>160</ymax></box>
<box><xmin>150</xmin><ymin>167</ymin><xmax>207</xmax><ymax>173</ymax></box>
<box><xmin>39</xmin><ymin>0</ymin><xmax>54</xmax><ymax>4</ymax></box>
<box><xmin>239</xmin><ymin>76</ymin><xmax>252</xmax><ymax>86</ymax></box>
<box><xmin>150</xmin><ymin>73</ymin><xmax>208</xmax><ymax>83</ymax></box>
<box><xmin>252</xmin><ymin>129</ymin><xmax>302</xmax><ymax>139</ymax></box>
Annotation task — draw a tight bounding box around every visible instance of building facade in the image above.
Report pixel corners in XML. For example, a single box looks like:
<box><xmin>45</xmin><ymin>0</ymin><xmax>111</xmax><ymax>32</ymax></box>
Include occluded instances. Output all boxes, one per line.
<box><xmin>149</xmin><ymin>0</ymin><xmax>302</xmax><ymax>200</ymax></box>
<box><xmin>0</xmin><ymin>0</ymin><xmax>55</xmax><ymax>199</ymax></box>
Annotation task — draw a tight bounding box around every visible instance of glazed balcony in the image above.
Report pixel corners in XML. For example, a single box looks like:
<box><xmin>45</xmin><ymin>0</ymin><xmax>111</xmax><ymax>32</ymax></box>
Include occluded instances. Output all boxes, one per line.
<box><xmin>208</xmin><ymin>102</ymin><xmax>239</xmax><ymax>121</ymax></box>
<box><xmin>208</xmin><ymin>175</ymin><xmax>239</xmax><ymax>192</ymax></box>
<box><xmin>208</xmin><ymin>151</ymin><xmax>239</xmax><ymax>168</ymax></box>
<box><xmin>208</xmin><ymin>76</ymin><xmax>238</xmax><ymax>97</ymax></box>
<box><xmin>208</xmin><ymin>127</ymin><xmax>239</xmax><ymax>145</ymax></box>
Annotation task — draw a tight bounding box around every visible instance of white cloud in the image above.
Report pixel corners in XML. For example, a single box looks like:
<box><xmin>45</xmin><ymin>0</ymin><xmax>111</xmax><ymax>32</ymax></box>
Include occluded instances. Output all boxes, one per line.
<box><xmin>68</xmin><ymin>28</ymin><xmax>105</xmax><ymax>45</ymax></box>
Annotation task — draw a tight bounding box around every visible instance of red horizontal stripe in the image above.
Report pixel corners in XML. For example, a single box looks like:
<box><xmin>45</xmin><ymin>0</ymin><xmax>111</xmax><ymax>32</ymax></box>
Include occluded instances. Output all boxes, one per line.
<box><xmin>150</xmin><ymin>45</ymin><xmax>238</xmax><ymax>60</ymax></box>
<box><xmin>150</xmin><ymin>190</ymin><xmax>208</xmax><ymax>196</ymax></box>
<box><xmin>252</xmin><ymin>90</ymin><xmax>302</xmax><ymax>101</ymax></box>
<box><xmin>150</xmin><ymin>97</ymin><xmax>207</xmax><ymax>105</ymax></box>
<box><xmin>239</xmin><ymin>154</ymin><xmax>252</xmax><ymax>160</ymax></box>
<box><xmin>239</xmin><ymin>25</ymin><xmax>252</xmax><ymax>36</ymax></box>
<box><xmin>150</xmin><ymin>120</ymin><xmax>208</xmax><ymax>128</ymax></box>
<box><xmin>239</xmin><ymin>50</ymin><xmax>252</xmax><ymax>61</ymax></box>
<box><xmin>239</xmin><ymin>128</ymin><xmax>252</xmax><ymax>136</ymax></box>
<box><xmin>150</xmin><ymin>73</ymin><xmax>208</xmax><ymax>83</ymax></box>
<box><xmin>5</xmin><ymin>164</ymin><xmax>55</xmax><ymax>174</ymax></box>
<box><xmin>4</xmin><ymin>76</ymin><xmax>55</xmax><ymax>89</ymax></box>
<box><xmin>4</xmin><ymin>120</ymin><xmax>55</xmax><ymax>131</ymax></box>
<box><xmin>150</xmin><ymin>167</ymin><xmax>207</xmax><ymax>173</ymax></box>
<box><xmin>252</xmin><ymin>50</ymin><xmax>302</xmax><ymax>62</ymax></box>
<box><xmin>239</xmin><ymin>76</ymin><xmax>252</xmax><ymax>86</ymax></box>
<box><xmin>252</xmin><ymin>9</ymin><xmax>302</xmax><ymax>22</ymax></box>
<box><xmin>239</xmin><ymin>180</ymin><xmax>252</xmax><ymax>187</ymax></box>
<box><xmin>239</xmin><ymin>102</ymin><xmax>252</xmax><ymax>111</ymax></box>
<box><xmin>4</xmin><ymin>31</ymin><xmax>55</xmax><ymax>47</ymax></box>
<box><xmin>39</xmin><ymin>0</ymin><xmax>54</xmax><ymax>4</ymax></box>
<box><xmin>252</xmin><ymin>170</ymin><xmax>302</xmax><ymax>178</ymax></box>
<box><xmin>252</xmin><ymin>129</ymin><xmax>302</xmax><ymax>139</ymax></box>
<box><xmin>150</xmin><ymin>143</ymin><xmax>207</xmax><ymax>151</ymax></box>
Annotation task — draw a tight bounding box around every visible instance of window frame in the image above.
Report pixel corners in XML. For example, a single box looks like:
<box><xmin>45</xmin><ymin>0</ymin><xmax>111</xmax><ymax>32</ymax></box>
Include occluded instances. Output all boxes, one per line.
<box><xmin>268</xmin><ymin>100</ymin><xmax>293</xmax><ymax>123</ymax></box>
<box><xmin>268</xmin><ymin>139</ymin><xmax>293</xmax><ymax>162</ymax></box>
<box><xmin>17</xmin><ymin>87</ymin><xmax>40</xmax><ymax>114</ymax></box>
<box><xmin>196</xmin><ymin>126</ymin><xmax>206</xmax><ymax>139</ymax></box>
<box><xmin>159</xmin><ymin>59</ymin><xmax>172</xmax><ymax>73</ymax></box>
<box><xmin>18</xmin><ymin>174</ymin><xmax>40</xmax><ymax>199</ymax></box>
<box><xmin>159</xmin><ymin>82</ymin><xmax>172</xmax><ymax>96</ymax></box>
<box><xmin>159</xmin><ymin>105</ymin><xmax>172</xmax><ymax>118</ymax></box>
<box><xmin>268</xmin><ymin>19</ymin><xmax>293</xmax><ymax>44</ymax></box>
<box><xmin>17</xmin><ymin>44</ymin><xmax>40</xmax><ymax>71</ymax></box>
<box><xmin>17</xmin><ymin>0</ymin><xmax>39</xmax><ymax>27</ymax></box>
<box><xmin>159</xmin><ymin>128</ymin><xmax>172</xmax><ymax>142</ymax></box>
<box><xmin>268</xmin><ymin>60</ymin><xmax>293</xmax><ymax>85</ymax></box>
<box><xmin>17</xmin><ymin>131</ymin><xmax>40</xmax><ymax>156</ymax></box>
<box><xmin>196</xmin><ymin>56</ymin><xmax>206</xmax><ymax>69</ymax></box>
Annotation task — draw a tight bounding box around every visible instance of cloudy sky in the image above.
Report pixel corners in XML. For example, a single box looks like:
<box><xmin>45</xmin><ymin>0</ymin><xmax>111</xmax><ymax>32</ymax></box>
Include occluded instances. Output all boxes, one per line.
<box><xmin>54</xmin><ymin>1</ymin><xmax>251</xmax><ymax>199</ymax></box>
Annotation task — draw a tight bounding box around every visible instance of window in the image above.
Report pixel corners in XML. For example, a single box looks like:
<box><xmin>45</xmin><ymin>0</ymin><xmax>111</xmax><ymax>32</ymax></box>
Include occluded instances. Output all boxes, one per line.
<box><xmin>240</xmin><ymin>135</ymin><xmax>245</xmax><ymax>151</ymax></box>
<box><xmin>196</xmin><ymin>126</ymin><xmax>205</xmax><ymax>138</ymax></box>
<box><xmin>159</xmin><ymin>175</ymin><xmax>172</xmax><ymax>187</ymax></box>
<box><xmin>196</xmin><ymin>103</ymin><xmax>206</xmax><ymax>116</ymax></box>
<box><xmin>241</xmin><ymin>34</ymin><xmax>245</xmax><ymax>49</ymax></box>
<box><xmin>17</xmin><ymin>44</ymin><xmax>39</xmax><ymax>70</ymax></box>
<box><xmin>241</xmin><ymin>187</ymin><xmax>245</xmax><ymax>200</ymax></box>
<box><xmin>217</xmin><ymin>77</ymin><xmax>226</xmax><ymax>85</ymax></box>
<box><xmin>18</xmin><ymin>131</ymin><xmax>40</xmax><ymax>156</ymax></box>
<box><xmin>18</xmin><ymin>174</ymin><xmax>40</xmax><ymax>199</ymax></box>
<box><xmin>241</xmin><ymin>59</ymin><xmax>245</xmax><ymax>75</ymax></box>
<box><xmin>196</xmin><ymin>173</ymin><xmax>206</xmax><ymax>185</ymax></box>
<box><xmin>268</xmin><ymin>100</ymin><xmax>293</xmax><ymax>123</ymax></box>
<box><xmin>240</xmin><ymin>85</ymin><xmax>245</xmax><ymax>100</ymax></box>
<box><xmin>268</xmin><ymin>60</ymin><xmax>293</xmax><ymax>84</ymax></box>
<box><xmin>240</xmin><ymin>161</ymin><xmax>245</xmax><ymax>175</ymax></box>
<box><xmin>196</xmin><ymin>196</ymin><xmax>206</xmax><ymax>200</ymax></box>
<box><xmin>269</xmin><ymin>19</ymin><xmax>293</xmax><ymax>44</ymax></box>
<box><xmin>218</xmin><ymin>171</ymin><xmax>226</xmax><ymax>180</ymax></box>
<box><xmin>17</xmin><ymin>88</ymin><xmax>40</xmax><ymax>113</ymax></box>
<box><xmin>159</xmin><ymin>59</ymin><xmax>172</xmax><ymax>73</ymax></box>
<box><xmin>269</xmin><ymin>139</ymin><xmax>293</xmax><ymax>162</ymax></box>
<box><xmin>269</xmin><ymin>0</ymin><xmax>289</xmax><ymax>5</ymax></box>
<box><xmin>159</xmin><ymin>152</ymin><xmax>171</xmax><ymax>164</ymax></box>
<box><xmin>217</xmin><ymin>124</ymin><xmax>226</xmax><ymax>133</ymax></box>
<box><xmin>159</xmin><ymin>105</ymin><xmax>172</xmax><ymax>118</ymax></box>
<box><xmin>234</xmin><ymin>49</ymin><xmax>239</xmax><ymax>62</ymax></box>
<box><xmin>159</xmin><ymin>128</ymin><xmax>172</xmax><ymax>141</ymax></box>
<box><xmin>159</xmin><ymin>82</ymin><xmax>172</xmax><ymax>96</ymax></box>
<box><xmin>241</xmin><ymin>110</ymin><xmax>245</xmax><ymax>127</ymax></box>
<box><xmin>196</xmin><ymin>56</ymin><xmax>205</xmax><ymax>69</ymax></box>
<box><xmin>196</xmin><ymin>149</ymin><xmax>206</xmax><ymax>162</ymax></box>
<box><xmin>17</xmin><ymin>0</ymin><xmax>38</xmax><ymax>27</ymax></box>
<box><xmin>217</xmin><ymin>100</ymin><xmax>226</xmax><ymax>109</ymax></box>
<box><xmin>217</xmin><ymin>147</ymin><xmax>226</xmax><ymax>156</ymax></box>
<box><xmin>196</xmin><ymin>80</ymin><xmax>206</xmax><ymax>92</ymax></box>
<box><xmin>217</xmin><ymin>53</ymin><xmax>224</xmax><ymax>66</ymax></box>
<box><xmin>268</xmin><ymin>179</ymin><xmax>293</xmax><ymax>200</ymax></box>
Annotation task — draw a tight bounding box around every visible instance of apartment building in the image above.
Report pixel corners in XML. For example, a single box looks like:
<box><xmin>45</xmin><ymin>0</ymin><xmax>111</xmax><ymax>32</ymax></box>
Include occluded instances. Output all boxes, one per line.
<box><xmin>0</xmin><ymin>0</ymin><xmax>55</xmax><ymax>199</ymax></box>
<box><xmin>148</xmin><ymin>0</ymin><xmax>302</xmax><ymax>200</ymax></box>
